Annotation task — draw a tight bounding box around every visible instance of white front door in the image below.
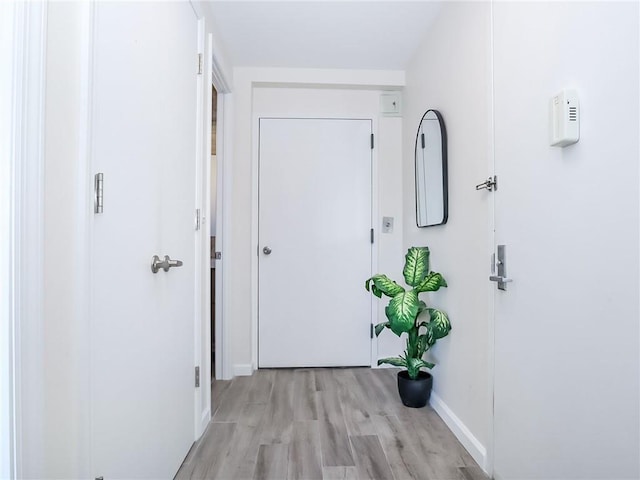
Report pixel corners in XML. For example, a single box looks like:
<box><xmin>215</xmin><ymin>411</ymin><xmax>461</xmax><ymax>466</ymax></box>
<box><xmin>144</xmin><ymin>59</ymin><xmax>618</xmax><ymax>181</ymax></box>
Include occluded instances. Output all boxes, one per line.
<box><xmin>90</xmin><ymin>3</ymin><xmax>198</xmax><ymax>478</ymax></box>
<box><xmin>258</xmin><ymin>118</ymin><xmax>372</xmax><ymax>368</ymax></box>
<box><xmin>492</xmin><ymin>3</ymin><xmax>639</xmax><ymax>478</ymax></box>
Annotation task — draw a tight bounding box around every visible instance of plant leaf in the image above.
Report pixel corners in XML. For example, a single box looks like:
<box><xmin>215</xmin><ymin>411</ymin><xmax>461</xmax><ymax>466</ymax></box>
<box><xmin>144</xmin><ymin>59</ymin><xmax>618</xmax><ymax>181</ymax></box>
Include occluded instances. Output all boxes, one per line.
<box><xmin>417</xmin><ymin>332</ymin><xmax>434</xmax><ymax>357</ymax></box>
<box><xmin>418</xmin><ymin>359</ymin><xmax>435</xmax><ymax>369</ymax></box>
<box><xmin>405</xmin><ymin>357</ymin><xmax>435</xmax><ymax>379</ymax></box>
<box><xmin>427</xmin><ymin>308</ymin><xmax>451</xmax><ymax>339</ymax></box>
<box><xmin>368</xmin><ymin>274</ymin><xmax>405</xmax><ymax>298</ymax></box>
<box><xmin>377</xmin><ymin>357</ymin><xmax>407</xmax><ymax>368</ymax></box>
<box><xmin>403</xmin><ymin>247</ymin><xmax>430</xmax><ymax>287</ymax></box>
<box><xmin>365</xmin><ymin>278</ymin><xmax>382</xmax><ymax>298</ymax></box>
<box><xmin>406</xmin><ymin>358</ymin><xmax>435</xmax><ymax>379</ymax></box>
<box><xmin>385</xmin><ymin>291</ymin><xmax>419</xmax><ymax>336</ymax></box>
<box><xmin>415</xmin><ymin>272</ymin><xmax>447</xmax><ymax>293</ymax></box>
<box><xmin>374</xmin><ymin>322</ymin><xmax>389</xmax><ymax>337</ymax></box>
<box><xmin>417</xmin><ymin>300</ymin><xmax>428</xmax><ymax>315</ymax></box>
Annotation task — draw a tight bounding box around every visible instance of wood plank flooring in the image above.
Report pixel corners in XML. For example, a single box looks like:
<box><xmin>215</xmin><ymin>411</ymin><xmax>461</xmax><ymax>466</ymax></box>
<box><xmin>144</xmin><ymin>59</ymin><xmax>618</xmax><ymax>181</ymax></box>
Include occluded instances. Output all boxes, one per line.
<box><xmin>176</xmin><ymin>368</ymin><xmax>488</xmax><ymax>480</ymax></box>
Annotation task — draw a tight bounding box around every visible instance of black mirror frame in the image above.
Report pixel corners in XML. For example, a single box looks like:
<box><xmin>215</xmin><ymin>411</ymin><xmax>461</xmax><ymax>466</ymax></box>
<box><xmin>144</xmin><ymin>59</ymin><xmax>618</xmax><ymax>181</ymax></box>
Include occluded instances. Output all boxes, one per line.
<box><xmin>414</xmin><ymin>109</ymin><xmax>448</xmax><ymax>228</ymax></box>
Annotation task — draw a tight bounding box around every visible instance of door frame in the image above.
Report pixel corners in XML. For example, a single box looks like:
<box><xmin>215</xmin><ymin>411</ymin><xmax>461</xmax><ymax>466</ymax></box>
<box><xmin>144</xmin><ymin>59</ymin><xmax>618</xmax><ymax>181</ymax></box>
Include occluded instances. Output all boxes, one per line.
<box><xmin>190</xmin><ymin>2</ymin><xmax>233</xmax><ymax>431</ymax></box>
<box><xmin>3</xmin><ymin>2</ymin><xmax>48</xmax><ymax>477</ymax></box>
<box><xmin>485</xmin><ymin>3</ymin><xmax>497</xmax><ymax>474</ymax></box>
<box><xmin>251</xmin><ymin>113</ymin><xmax>379</xmax><ymax>371</ymax></box>
<box><xmin>209</xmin><ymin>38</ymin><xmax>232</xmax><ymax>383</ymax></box>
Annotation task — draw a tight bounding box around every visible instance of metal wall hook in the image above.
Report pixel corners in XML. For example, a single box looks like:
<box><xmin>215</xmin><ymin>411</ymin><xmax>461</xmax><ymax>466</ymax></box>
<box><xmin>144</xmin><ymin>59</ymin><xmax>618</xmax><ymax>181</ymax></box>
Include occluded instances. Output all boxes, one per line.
<box><xmin>476</xmin><ymin>176</ymin><xmax>498</xmax><ymax>192</ymax></box>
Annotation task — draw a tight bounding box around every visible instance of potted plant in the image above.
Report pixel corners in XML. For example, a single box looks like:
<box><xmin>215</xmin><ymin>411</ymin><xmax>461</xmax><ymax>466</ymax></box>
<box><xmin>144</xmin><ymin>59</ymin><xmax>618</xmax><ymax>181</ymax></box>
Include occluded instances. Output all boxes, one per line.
<box><xmin>365</xmin><ymin>246</ymin><xmax>451</xmax><ymax>408</ymax></box>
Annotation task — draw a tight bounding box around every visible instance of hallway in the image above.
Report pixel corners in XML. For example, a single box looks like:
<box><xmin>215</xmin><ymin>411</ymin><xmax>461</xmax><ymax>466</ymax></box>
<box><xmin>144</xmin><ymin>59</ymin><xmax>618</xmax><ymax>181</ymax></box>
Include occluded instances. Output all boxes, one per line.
<box><xmin>176</xmin><ymin>368</ymin><xmax>488</xmax><ymax>480</ymax></box>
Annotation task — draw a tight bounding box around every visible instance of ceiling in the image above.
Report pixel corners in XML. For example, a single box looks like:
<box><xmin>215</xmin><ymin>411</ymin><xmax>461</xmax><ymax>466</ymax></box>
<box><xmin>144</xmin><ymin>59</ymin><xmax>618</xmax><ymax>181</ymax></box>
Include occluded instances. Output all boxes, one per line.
<box><xmin>208</xmin><ymin>1</ymin><xmax>443</xmax><ymax>70</ymax></box>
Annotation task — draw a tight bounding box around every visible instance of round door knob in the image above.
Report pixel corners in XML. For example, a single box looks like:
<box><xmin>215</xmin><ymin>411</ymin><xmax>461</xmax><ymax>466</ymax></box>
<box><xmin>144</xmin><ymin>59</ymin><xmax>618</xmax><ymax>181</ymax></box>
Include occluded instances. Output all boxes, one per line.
<box><xmin>263</xmin><ymin>246</ymin><xmax>272</xmax><ymax>255</ymax></box>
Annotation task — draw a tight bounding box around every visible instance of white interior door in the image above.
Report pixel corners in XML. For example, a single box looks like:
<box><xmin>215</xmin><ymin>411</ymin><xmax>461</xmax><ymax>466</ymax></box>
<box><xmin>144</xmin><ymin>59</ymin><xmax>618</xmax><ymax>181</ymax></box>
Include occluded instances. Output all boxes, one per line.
<box><xmin>258</xmin><ymin>118</ymin><xmax>372</xmax><ymax>368</ymax></box>
<box><xmin>90</xmin><ymin>3</ymin><xmax>198</xmax><ymax>478</ymax></box>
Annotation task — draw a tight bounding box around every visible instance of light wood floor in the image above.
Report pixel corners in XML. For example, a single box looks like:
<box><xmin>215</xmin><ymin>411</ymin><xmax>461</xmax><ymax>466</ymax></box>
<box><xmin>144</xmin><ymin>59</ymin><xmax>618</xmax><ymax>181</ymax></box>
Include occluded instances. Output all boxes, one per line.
<box><xmin>176</xmin><ymin>368</ymin><xmax>488</xmax><ymax>480</ymax></box>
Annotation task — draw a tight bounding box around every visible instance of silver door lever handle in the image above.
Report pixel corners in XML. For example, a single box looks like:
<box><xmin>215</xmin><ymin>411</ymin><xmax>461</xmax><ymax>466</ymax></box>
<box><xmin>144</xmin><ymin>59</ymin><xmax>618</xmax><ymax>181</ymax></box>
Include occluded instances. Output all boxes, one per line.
<box><xmin>151</xmin><ymin>255</ymin><xmax>183</xmax><ymax>273</ymax></box>
<box><xmin>489</xmin><ymin>275</ymin><xmax>512</xmax><ymax>283</ymax></box>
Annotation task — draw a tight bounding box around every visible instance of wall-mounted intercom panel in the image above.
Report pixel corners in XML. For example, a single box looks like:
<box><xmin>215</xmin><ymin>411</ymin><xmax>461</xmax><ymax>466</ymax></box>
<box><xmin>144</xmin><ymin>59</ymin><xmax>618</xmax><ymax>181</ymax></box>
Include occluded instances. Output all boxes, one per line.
<box><xmin>550</xmin><ymin>89</ymin><xmax>580</xmax><ymax>147</ymax></box>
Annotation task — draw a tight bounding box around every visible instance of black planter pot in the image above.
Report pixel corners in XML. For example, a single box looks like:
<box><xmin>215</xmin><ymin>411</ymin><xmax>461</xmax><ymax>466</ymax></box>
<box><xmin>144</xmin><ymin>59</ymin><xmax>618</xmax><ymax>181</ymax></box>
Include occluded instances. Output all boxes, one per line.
<box><xmin>397</xmin><ymin>370</ymin><xmax>433</xmax><ymax>408</ymax></box>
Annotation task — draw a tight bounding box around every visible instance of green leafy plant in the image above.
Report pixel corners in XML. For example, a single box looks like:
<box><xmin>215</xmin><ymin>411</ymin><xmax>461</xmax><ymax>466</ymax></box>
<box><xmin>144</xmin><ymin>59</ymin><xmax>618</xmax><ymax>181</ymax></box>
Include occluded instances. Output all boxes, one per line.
<box><xmin>365</xmin><ymin>246</ymin><xmax>451</xmax><ymax>380</ymax></box>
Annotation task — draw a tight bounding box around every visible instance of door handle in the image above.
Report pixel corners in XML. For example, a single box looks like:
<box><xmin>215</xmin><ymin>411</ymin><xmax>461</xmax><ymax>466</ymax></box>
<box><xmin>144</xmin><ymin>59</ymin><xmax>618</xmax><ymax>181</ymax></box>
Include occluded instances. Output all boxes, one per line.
<box><xmin>489</xmin><ymin>275</ymin><xmax>512</xmax><ymax>284</ymax></box>
<box><xmin>490</xmin><ymin>245</ymin><xmax>512</xmax><ymax>290</ymax></box>
<box><xmin>262</xmin><ymin>246</ymin><xmax>272</xmax><ymax>255</ymax></box>
<box><xmin>151</xmin><ymin>255</ymin><xmax>183</xmax><ymax>273</ymax></box>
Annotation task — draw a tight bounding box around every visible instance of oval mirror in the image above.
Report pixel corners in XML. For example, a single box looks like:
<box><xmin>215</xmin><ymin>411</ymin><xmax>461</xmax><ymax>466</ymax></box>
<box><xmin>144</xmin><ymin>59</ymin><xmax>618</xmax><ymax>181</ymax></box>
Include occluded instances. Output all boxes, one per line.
<box><xmin>415</xmin><ymin>109</ymin><xmax>448</xmax><ymax>227</ymax></box>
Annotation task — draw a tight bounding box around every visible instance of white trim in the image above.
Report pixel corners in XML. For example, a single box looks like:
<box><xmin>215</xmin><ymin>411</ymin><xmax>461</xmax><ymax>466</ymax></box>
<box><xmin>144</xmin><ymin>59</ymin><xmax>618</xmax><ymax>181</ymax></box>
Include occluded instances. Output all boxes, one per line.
<box><xmin>218</xmin><ymin>92</ymin><xmax>234</xmax><ymax>381</ymax></box>
<box><xmin>250</xmin><ymin>113</ymin><xmax>260</xmax><ymax>372</ymax></box>
<box><xmin>213</xmin><ymin>94</ymin><xmax>223</xmax><ymax>381</ymax></box>
<box><xmin>235</xmin><ymin>67</ymin><xmax>404</xmax><ymax>89</ymax></box>
<box><xmin>430</xmin><ymin>392</ymin><xmax>489</xmax><ymax>474</ymax></box>
<box><xmin>0</xmin><ymin>2</ymin><xmax>17</xmax><ymax>476</ymax></box>
<box><xmin>211</xmin><ymin>51</ymin><xmax>231</xmax><ymax>94</ymax></box>
<box><xmin>199</xmin><ymin>408</ymin><xmax>211</xmax><ymax>433</ymax></box>
<box><xmin>77</xmin><ymin>2</ymin><xmax>96</xmax><ymax>476</ymax></box>
<box><xmin>369</xmin><ymin>119</ymin><xmax>379</xmax><ymax>369</ymax></box>
<box><xmin>486</xmin><ymin>2</ymin><xmax>497</xmax><ymax>477</ymax></box>
<box><xmin>233</xmin><ymin>364</ymin><xmax>254</xmax><ymax>377</ymax></box>
<box><xmin>207</xmin><ymin>33</ymin><xmax>233</xmax><ymax>382</ymax></box>
<box><xmin>9</xmin><ymin>2</ymin><xmax>48</xmax><ymax>477</ymax></box>
<box><xmin>194</xmin><ymin>13</ymin><xmax>206</xmax><ymax>440</ymax></box>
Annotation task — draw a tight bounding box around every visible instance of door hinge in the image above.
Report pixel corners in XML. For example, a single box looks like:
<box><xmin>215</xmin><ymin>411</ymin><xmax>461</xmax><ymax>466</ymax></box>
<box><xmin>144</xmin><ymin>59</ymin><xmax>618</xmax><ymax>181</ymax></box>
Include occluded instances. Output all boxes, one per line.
<box><xmin>370</xmin><ymin>324</ymin><xmax>374</xmax><ymax>339</ymax></box>
<box><xmin>195</xmin><ymin>208</ymin><xmax>201</xmax><ymax>230</ymax></box>
<box><xmin>195</xmin><ymin>366</ymin><xmax>200</xmax><ymax>388</ymax></box>
<box><xmin>197</xmin><ymin>53</ymin><xmax>203</xmax><ymax>75</ymax></box>
<box><xmin>370</xmin><ymin>133</ymin><xmax>374</xmax><ymax>149</ymax></box>
<box><xmin>370</xmin><ymin>228</ymin><xmax>374</xmax><ymax>244</ymax></box>
<box><xmin>214</xmin><ymin>251</ymin><xmax>222</xmax><ymax>260</ymax></box>
<box><xmin>94</xmin><ymin>173</ymin><xmax>104</xmax><ymax>214</ymax></box>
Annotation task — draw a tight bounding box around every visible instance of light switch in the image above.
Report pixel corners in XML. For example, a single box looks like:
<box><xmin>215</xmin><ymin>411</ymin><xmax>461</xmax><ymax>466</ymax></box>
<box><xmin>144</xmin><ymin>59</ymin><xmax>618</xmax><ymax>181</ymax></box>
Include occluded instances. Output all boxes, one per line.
<box><xmin>382</xmin><ymin>217</ymin><xmax>394</xmax><ymax>233</ymax></box>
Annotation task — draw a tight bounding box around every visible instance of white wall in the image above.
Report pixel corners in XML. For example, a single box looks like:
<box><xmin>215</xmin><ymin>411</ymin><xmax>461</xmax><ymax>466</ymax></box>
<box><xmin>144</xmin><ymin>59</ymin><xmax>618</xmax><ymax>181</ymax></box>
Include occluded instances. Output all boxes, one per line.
<box><xmin>402</xmin><ymin>1</ymin><xmax>493</xmax><ymax>469</ymax></box>
<box><xmin>492</xmin><ymin>2</ymin><xmax>639</xmax><ymax>478</ymax></box>
<box><xmin>0</xmin><ymin>2</ymin><xmax>16</xmax><ymax>476</ymax></box>
<box><xmin>227</xmin><ymin>68</ymin><xmax>406</xmax><ymax>377</ymax></box>
<box><xmin>17</xmin><ymin>2</ymin><xmax>93</xmax><ymax>478</ymax></box>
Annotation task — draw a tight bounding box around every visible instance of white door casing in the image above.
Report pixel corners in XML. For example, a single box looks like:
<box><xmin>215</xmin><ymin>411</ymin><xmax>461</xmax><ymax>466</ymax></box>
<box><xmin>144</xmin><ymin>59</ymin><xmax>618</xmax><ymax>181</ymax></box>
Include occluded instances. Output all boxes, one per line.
<box><xmin>258</xmin><ymin>118</ymin><xmax>373</xmax><ymax>368</ymax></box>
<box><xmin>90</xmin><ymin>3</ymin><xmax>198</xmax><ymax>478</ymax></box>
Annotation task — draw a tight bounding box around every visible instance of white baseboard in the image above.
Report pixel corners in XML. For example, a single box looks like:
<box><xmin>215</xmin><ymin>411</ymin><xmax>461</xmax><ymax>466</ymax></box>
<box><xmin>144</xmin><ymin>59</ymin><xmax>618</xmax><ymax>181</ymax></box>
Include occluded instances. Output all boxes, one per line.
<box><xmin>199</xmin><ymin>408</ymin><xmax>211</xmax><ymax>433</ymax></box>
<box><xmin>430</xmin><ymin>392</ymin><xmax>488</xmax><ymax>473</ymax></box>
<box><xmin>233</xmin><ymin>364</ymin><xmax>254</xmax><ymax>376</ymax></box>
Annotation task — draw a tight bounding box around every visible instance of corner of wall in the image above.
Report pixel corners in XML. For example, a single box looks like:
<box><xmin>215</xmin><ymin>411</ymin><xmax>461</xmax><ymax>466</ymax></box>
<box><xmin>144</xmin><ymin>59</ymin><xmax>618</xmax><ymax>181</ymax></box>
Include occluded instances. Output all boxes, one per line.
<box><xmin>430</xmin><ymin>392</ymin><xmax>488</xmax><ymax>473</ymax></box>
<box><xmin>232</xmin><ymin>364</ymin><xmax>254</xmax><ymax>377</ymax></box>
